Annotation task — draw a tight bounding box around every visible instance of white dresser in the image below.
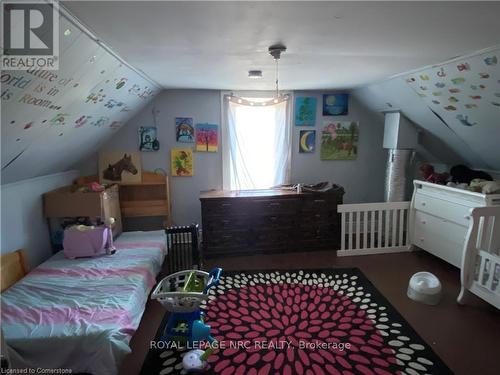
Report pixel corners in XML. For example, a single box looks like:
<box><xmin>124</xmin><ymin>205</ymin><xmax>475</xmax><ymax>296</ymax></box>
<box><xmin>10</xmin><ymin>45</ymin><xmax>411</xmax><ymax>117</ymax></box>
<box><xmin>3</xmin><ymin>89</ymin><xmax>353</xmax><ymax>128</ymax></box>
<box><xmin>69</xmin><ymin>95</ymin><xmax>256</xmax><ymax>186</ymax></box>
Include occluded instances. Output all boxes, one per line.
<box><xmin>410</xmin><ymin>180</ymin><xmax>500</xmax><ymax>268</ymax></box>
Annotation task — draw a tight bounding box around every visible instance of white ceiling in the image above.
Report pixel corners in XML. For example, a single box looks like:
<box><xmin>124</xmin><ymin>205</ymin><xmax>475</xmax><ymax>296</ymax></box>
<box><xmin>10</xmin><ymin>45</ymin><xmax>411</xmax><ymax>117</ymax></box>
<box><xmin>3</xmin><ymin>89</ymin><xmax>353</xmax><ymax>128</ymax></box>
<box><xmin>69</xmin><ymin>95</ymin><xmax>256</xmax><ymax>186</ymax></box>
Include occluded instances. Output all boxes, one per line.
<box><xmin>64</xmin><ymin>1</ymin><xmax>500</xmax><ymax>90</ymax></box>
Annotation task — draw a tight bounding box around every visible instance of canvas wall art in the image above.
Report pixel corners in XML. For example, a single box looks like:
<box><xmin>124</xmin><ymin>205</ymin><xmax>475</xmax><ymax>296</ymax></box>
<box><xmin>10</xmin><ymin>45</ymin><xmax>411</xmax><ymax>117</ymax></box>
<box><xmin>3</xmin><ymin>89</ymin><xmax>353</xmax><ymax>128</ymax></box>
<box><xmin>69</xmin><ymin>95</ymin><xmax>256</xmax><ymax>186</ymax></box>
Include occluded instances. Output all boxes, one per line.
<box><xmin>323</xmin><ymin>94</ymin><xmax>349</xmax><ymax>116</ymax></box>
<box><xmin>295</xmin><ymin>97</ymin><xmax>317</xmax><ymax>126</ymax></box>
<box><xmin>175</xmin><ymin>117</ymin><xmax>194</xmax><ymax>143</ymax></box>
<box><xmin>195</xmin><ymin>123</ymin><xmax>218</xmax><ymax>152</ymax></box>
<box><xmin>320</xmin><ymin>121</ymin><xmax>359</xmax><ymax>160</ymax></box>
<box><xmin>299</xmin><ymin>130</ymin><xmax>316</xmax><ymax>153</ymax></box>
<box><xmin>138</xmin><ymin>126</ymin><xmax>159</xmax><ymax>151</ymax></box>
<box><xmin>99</xmin><ymin>151</ymin><xmax>142</xmax><ymax>184</ymax></box>
<box><xmin>171</xmin><ymin>148</ymin><xmax>194</xmax><ymax>176</ymax></box>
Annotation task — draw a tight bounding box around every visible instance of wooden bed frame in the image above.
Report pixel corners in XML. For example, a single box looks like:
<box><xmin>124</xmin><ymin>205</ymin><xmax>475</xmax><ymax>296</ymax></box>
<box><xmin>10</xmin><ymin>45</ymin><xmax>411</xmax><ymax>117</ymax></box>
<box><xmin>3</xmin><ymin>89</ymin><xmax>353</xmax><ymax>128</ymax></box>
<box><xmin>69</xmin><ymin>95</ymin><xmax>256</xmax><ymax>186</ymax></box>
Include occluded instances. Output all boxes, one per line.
<box><xmin>1</xmin><ymin>249</ymin><xmax>29</xmax><ymax>292</ymax></box>
<box><xmin>76</xmin><ymin>171</ymin><xmax>172</xmax><ymax>230</ymax></box>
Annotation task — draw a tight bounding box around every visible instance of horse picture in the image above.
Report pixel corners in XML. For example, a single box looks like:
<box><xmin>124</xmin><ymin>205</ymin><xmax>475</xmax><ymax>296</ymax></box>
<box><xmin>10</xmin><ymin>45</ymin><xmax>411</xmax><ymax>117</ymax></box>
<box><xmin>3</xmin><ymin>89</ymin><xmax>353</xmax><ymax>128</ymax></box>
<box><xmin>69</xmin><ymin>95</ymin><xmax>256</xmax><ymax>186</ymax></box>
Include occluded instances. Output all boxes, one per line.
<box><xmin>99</xmin><ymin>152</ymin><xmax>142</xmax><ymax>184</ymax></box>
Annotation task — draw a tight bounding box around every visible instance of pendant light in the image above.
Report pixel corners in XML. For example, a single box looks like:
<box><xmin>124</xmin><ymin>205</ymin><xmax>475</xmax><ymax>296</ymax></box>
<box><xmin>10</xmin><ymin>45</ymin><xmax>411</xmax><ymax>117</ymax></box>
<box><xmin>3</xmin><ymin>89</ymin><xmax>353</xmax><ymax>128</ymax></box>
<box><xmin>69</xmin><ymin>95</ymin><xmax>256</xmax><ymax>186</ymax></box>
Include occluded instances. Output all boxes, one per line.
<box><xmin>226</xmin><ymin>43</ymin><xmax>289</xmax><ymax>106</ymax></box>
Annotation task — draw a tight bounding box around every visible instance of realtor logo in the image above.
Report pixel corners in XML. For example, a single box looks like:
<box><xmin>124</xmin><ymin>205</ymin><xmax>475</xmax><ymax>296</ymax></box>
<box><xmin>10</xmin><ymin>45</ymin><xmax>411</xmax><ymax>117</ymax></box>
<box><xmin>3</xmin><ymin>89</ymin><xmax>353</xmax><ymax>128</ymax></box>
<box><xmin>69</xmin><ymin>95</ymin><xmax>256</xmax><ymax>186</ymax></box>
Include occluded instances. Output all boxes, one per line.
<box><xmin>1</xmin><ymin>0</ymin><xmax>59</xmax><ymax>70</ymax></box>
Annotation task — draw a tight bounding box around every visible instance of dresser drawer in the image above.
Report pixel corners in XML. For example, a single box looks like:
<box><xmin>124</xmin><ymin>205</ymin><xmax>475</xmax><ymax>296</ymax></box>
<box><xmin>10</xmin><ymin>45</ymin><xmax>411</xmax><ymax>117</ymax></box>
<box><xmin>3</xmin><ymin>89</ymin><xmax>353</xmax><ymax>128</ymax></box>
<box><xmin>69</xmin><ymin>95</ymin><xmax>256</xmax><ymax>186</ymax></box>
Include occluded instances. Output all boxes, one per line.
<box><xmin>413</xmin><ymin>211</ymin><xmax>466</xmax><ymax>267</ymax></box>
<box><xmin>249</xmin><ymin>198</ymin><xmax>299</xmax><ymax>215</ymax></box>
<box><xmin>414</xmin><ymin>193</ymin><xmax>471</xmax><ymax>227</ymax></box>
<box><xmin>202</xmin><ymin>199</ymin><xmax>249</xmax><ymax>217</ymax></box>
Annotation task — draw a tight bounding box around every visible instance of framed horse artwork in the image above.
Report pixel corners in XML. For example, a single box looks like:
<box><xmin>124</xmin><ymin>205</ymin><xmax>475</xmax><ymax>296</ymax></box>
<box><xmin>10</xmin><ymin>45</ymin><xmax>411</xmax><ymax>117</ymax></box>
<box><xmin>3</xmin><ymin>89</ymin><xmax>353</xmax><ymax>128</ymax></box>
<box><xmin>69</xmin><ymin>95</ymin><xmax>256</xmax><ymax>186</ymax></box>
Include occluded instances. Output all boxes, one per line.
<box><xmin>99</xmin><ymin>151</ymin><xmax>142</xmax><ymax>184</ymax></box>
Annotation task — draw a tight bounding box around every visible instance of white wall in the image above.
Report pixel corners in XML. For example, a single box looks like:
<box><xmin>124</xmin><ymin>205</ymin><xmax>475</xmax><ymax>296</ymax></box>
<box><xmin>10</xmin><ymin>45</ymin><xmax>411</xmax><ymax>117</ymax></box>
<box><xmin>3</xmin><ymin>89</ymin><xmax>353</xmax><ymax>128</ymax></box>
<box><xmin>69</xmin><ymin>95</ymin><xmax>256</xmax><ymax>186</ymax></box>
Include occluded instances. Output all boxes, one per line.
<box><xmin>77</xmin><ymin>89</ymin><xmax>388</xmax><ymax>226</ymax></box>
<box><xmin>1</xmin><ymin>170</ymin><xmax>79</xmax><ymax>267</ymax></box>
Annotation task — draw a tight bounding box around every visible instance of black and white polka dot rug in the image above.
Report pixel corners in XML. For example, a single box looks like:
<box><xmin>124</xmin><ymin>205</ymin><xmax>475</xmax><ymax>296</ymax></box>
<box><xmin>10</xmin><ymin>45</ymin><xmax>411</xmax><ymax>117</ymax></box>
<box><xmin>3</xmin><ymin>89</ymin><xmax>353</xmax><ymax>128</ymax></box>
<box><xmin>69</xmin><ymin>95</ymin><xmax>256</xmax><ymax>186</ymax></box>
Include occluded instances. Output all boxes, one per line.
<box><xmin>141</xmin><ymin>268</ymin><xmax>452</xmax><ymax>375</ymax></box>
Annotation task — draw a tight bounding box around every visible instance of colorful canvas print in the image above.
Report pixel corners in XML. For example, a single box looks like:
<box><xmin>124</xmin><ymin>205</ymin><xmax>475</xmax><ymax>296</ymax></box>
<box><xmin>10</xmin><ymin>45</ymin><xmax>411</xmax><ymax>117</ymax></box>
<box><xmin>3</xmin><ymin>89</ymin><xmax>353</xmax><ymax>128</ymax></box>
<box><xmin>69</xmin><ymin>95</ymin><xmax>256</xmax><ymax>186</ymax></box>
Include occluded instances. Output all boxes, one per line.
<box><xmin>323</xmin><ymin>94</ymin><xmax>349</xmax><ymax>116</ymax></box>
<box><xmin>320</xmin><ymin>121</ymin><xmax>359</xmax><ymax>160</ymax></box>
<box><xmin>295</xmin><ymin>97</ymin><xmax>317</xmax><ymax>126</ymax></box>
<box><xmin>171</xmin><ymin>148</ymin><xmax>194</xmax><ymax>177</ymax></box>
<box><xmin>195</xmin><ymin>123</ymin><xmax>218</xmax><ymax>152</ymax></box>
<box><xmin>299</xmin><ymin>130</ymin><xmax>316</xmax><ymax>153</ymax></box>
<box><xmin>138</xmin><ymin>126</ymin><xmax>159</xmax><ymax>151</ymax></box>
<box><xmin>99</xmin><ymin>151</ymin><xmax>142</xmax><ymax>184</ymax></box>
<box><xmin>175</xmin><ymin>117</ymin><xmax>194</xmax><ymax>143</ymax></box>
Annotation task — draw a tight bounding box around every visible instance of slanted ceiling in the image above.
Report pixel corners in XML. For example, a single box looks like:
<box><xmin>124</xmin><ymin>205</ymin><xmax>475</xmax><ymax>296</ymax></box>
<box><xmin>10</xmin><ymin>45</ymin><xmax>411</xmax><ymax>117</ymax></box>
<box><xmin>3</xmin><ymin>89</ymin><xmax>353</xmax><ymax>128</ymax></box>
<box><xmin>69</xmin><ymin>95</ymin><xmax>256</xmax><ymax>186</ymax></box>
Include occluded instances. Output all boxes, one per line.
<box><xmin>353</xmin><ymin>45</ymin><xmax>500</xmax><ymax>171</ymax></box>
<box><xmin>1</xmin><ymin>13</ymin><xmax>160</xmax><ymax>184</ymax></box>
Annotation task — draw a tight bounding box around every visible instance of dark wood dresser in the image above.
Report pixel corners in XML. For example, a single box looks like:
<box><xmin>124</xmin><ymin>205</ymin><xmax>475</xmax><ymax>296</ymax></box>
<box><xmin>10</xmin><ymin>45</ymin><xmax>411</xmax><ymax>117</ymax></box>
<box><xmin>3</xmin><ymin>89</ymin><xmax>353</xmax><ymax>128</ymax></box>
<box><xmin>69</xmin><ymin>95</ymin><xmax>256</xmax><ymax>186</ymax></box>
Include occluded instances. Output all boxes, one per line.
<box><xmin>200</xmin><ymin>187</ymin><xmax>344</xmax><ymax>258</ymax></box>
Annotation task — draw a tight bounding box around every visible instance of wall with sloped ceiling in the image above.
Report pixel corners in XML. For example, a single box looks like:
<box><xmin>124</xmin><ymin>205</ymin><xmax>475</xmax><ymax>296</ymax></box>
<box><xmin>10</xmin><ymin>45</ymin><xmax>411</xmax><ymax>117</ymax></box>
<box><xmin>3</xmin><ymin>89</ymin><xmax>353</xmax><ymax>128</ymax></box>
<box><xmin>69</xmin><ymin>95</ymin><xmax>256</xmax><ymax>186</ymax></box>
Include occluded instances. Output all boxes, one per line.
<box><xmin>0</xmin><ymin>11</ymin><xmax>160</xmax><ymax>266</ymax></box>
<box><xmin>1</xmin><ymin>15</ymin><xmax>160</xmax><ymax>184</ymax></box>
<box><xmin>353</xmin><ymin>45</ymin><xmax>500</xmax><ymax>172</ymax></box>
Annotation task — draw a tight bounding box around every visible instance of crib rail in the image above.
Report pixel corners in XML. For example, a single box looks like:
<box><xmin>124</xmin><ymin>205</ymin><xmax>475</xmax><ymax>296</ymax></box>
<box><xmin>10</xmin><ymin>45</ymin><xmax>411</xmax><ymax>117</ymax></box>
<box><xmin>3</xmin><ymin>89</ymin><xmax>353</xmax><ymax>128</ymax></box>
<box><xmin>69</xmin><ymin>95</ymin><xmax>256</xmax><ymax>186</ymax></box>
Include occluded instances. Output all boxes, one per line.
<box><xmin>458</xmin><ymin>207</ymin><xmax>500</xmax><ymax>309</ymax></box>
<box><xmin>337</xmin><ymin>201</ymin><xmax>411</xmax><ymax>256</ymax></box>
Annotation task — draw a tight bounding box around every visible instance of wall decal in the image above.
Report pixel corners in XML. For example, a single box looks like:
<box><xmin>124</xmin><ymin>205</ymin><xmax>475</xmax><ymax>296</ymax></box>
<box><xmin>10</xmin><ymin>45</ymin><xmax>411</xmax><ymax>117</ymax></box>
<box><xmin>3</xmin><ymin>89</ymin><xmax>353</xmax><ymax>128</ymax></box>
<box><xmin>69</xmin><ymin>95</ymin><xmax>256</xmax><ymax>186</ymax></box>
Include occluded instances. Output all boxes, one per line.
<box><xmin>50</xmin><ymin>113</ymin><xmax>69</xmax><ymax>125</ymax></box>
<box><xmin>323</xmin><ymin>94</ymin><xmax>348</xmax><ymax>116</ymax></box>
<box><xmin>91</xmin><ymin>116</ymin><xmax>109</xmax><ymax>127</ymax></box>
<box><xmin>456</xmin><ymin>114</ymin><xmax>477</xmax><ymax>127</ymax></box>
<box><xmin>139</xmin><ymin>126</ymin><xmax>159</xmax><ymax>151</ymax></box>
<box><xmin>86</xmin><ymin>89</ymin><xmax>106</xmax><ymax>104</ymax></box>
<box><xmin>171</xmin><ymin>148</ymin><xmax>194</xmax><ymax>176</ymax></box>
<box><xmin>320</xmin><ymin>121</ymin><xmax>359</xmax><ymax>160</ymax></box>
<box><xmin>437</xmin><ymin>68</ymin><xmax>446</xmax><ymax>77</ymax></box>
<box><xmin>99</xmin><ymin>152</ymin><xmax>142</xmax><ymax>184</ymax></box>
<box><xmin>299</xmin><ymin>130</ymin><xmax>316</xmax><ymax>153</ymax></box>
<box><xmin>484</xmin><ymin>56</ymin><xmax>497</xmax><ymax>65</ymax></box>
<box><xmin>0</xmin><ymin>14</ymin><xmax>160</xmax><ymax>183</ymax></box>
<box><xmin>195</xmin><ymin>123</ymin><xmax>218</xmax><ymax>152</ymax></box>
<box><xmin>74</xmin><ymin>115</ymin><xmax>91</xmax><ymax>128</ymax></box>
<box><xmin>451</xmin><ymin>77</ymin><xmax>466</xmax><ymax>84</ymax></box>
<box><xmin>294</xmin><ymin>97</ymin><xmax>317</xmax><ymax>126</ymax></box>
<box><xmin>103</xmin><ymin>99</ymin><xmax>125</xmax><ymax>109</ymax></box>
<box><xmin>115</xmin><ymin>78</ymin><xmax>127</xmax><ymax>89</ymax></box>
<box><xmin>175</xmin><ymin>117</ymin><xmax>194</xmax><ymax>142</ymax></box>
<box><xmin>404</xmin><ymin>46</ymin><xmax>499</xmax><ymax>169</ymax></box>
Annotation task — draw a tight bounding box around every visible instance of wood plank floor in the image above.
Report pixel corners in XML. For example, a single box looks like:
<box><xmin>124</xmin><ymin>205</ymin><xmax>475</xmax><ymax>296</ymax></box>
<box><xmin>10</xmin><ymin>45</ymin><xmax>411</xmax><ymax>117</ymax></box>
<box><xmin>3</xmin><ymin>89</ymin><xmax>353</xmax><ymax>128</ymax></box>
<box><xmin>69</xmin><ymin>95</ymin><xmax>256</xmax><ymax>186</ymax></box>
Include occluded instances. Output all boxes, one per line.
<box><xmin>120</xmin><ymin>249</ymin><xmax>500</xmax><ymax>375</ymax></box>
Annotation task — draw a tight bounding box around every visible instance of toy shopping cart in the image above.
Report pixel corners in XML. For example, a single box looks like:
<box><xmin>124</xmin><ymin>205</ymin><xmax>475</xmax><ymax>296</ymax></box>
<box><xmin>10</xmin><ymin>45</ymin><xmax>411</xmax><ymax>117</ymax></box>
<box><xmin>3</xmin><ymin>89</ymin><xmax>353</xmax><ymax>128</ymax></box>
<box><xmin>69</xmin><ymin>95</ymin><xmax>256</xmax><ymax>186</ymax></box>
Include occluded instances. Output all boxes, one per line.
<box><xmin>151</xmin><ymin>268</ymin><xmax>222</xmax><ymax>344</ymax></box>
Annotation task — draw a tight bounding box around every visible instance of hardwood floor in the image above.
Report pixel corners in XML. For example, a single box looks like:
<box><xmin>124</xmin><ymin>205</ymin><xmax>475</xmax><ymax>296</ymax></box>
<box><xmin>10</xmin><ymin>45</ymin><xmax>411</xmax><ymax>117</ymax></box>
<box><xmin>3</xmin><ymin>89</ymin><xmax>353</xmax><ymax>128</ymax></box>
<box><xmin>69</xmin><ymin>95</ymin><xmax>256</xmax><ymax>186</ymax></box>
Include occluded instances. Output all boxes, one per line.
<box><xmin>120</xmin><ymin>249</ymin><xmax>500</xmax><ymax>375</ymax></box>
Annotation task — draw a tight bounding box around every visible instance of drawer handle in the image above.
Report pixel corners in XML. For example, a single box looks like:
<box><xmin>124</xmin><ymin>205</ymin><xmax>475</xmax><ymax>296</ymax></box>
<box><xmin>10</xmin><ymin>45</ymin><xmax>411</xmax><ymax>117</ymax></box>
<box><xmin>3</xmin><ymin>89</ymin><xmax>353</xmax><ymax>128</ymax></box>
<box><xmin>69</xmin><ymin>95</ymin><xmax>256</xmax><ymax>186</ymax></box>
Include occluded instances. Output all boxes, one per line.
<box><xmin>421</xmin><ymin>220</ymin><xmax>426</xmax><ymax>224</ymax></box>
<box><xmin>314</xmin><ymin>199</ymin><xmax>326</xmax><ymax>203</ymax></box>
<box><xmin>270</xmin><ymin>202</ymin><xmax>281</xmax><ymax>207</ymax></box>
<box><xmin>420</xmin><ymin>238</ymin><xmax>424</xmax><ymax>242</ymax></box>
<box><xmin>221</xmin><ymin>203</ymin><xmax>232</xmax><ymax>207</ymax></box>
<box><xmin>421</xmin><ymin>202</ymin><xmax>426</xmax><ymax>206</ymax></box>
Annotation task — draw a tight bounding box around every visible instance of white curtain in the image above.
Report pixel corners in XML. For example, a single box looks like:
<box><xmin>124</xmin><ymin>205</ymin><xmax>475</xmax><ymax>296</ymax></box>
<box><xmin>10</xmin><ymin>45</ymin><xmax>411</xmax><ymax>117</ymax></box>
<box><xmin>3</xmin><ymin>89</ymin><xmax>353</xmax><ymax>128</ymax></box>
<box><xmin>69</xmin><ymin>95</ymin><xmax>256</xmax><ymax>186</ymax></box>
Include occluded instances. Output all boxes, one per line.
<box><xmin>222</xmin><ymin>97</ymin><xmax>291</xmax><ymax>190</ymax></box>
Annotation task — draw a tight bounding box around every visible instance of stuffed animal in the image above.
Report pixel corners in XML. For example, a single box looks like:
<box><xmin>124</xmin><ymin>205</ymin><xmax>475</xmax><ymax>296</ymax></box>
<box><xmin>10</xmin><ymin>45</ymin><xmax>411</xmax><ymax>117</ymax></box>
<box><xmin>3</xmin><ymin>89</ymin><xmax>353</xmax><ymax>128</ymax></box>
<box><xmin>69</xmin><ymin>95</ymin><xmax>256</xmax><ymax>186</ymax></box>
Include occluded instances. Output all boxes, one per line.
<box><xmin>469</xmin><ymin>179</ymin><xmax>500</xmax><ymax>194</ymax></box>
<box><xmin>450</xmin><ymin>165</ymin><xmax>493</xmax><ymax>184</ymax></box>
<box><xmin>419</xmin><ymin>164</ymin><xmax>449</xmax><ymax>185</ymax></box>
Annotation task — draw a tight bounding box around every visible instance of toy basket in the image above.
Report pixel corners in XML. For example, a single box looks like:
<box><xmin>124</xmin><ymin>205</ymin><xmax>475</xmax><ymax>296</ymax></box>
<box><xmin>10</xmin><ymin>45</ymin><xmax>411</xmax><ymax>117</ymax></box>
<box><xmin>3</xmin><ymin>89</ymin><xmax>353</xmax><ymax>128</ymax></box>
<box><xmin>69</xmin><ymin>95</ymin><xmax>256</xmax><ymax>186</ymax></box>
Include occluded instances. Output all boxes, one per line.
<box><xmin>151</xmin><ymin>268</ymin><xmax>221</xmax><ymax>313</ymax></box>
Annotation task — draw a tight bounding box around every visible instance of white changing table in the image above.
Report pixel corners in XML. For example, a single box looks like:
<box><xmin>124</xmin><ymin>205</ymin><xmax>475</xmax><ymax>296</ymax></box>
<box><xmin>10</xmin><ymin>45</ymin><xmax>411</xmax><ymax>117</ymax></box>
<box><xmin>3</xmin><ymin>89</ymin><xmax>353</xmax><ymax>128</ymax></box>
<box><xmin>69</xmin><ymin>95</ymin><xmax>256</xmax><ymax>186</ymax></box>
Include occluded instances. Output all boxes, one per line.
<box><xmin>410</xmin><ymin>180</ymin><xmax>500</xmax><ymax>267</ymax></box>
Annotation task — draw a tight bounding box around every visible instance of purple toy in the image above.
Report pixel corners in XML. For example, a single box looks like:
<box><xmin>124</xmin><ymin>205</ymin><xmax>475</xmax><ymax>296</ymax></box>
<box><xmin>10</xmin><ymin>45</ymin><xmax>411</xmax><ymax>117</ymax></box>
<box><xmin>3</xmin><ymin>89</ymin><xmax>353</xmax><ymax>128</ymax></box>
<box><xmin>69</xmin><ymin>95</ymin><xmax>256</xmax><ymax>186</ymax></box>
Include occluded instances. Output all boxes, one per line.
<box><xmin>63</xmin><ymin>218</ymin><xmax>116</xmax><ymax>259</ymax></box>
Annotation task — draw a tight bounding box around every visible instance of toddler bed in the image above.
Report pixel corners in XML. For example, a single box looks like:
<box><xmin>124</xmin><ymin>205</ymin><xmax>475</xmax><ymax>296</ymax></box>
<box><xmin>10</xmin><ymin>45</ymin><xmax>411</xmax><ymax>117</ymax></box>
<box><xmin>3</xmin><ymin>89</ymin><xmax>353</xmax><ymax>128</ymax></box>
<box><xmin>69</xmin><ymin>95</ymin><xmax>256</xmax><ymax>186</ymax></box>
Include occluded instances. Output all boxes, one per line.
<box><xmin>1</xmin><ymin>230</ymin><xmax>166</xmax><ymax>375</ymax></box>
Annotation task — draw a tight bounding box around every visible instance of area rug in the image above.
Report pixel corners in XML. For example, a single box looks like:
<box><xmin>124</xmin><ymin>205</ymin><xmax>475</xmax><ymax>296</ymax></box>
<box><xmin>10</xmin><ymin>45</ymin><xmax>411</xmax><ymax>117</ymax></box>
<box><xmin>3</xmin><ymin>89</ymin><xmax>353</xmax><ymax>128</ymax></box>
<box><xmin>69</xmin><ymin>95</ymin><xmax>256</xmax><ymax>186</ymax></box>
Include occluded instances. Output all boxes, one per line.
<box><xmin>141</xmin><ymin>268</ymin><xmax>452</xmax><ymax>375</ymax></box>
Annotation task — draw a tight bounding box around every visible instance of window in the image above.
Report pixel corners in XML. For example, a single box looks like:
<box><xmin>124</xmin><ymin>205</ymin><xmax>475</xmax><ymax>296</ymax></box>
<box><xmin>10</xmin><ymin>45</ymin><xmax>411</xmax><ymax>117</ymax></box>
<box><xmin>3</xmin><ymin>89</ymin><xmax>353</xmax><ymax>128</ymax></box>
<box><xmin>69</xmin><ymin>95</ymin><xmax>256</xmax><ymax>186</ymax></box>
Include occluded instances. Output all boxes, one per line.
<box><xmin>222</xmin><ymin>95</ymin><xmax>291</xmax><ymax>190</ymax></box>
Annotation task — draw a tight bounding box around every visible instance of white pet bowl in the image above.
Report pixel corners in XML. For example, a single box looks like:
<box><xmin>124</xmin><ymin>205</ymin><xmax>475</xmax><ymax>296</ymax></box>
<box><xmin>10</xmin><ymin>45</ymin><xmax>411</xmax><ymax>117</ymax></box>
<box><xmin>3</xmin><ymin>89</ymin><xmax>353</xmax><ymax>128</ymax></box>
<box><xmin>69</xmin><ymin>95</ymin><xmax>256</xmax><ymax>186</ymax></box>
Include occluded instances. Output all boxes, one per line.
<box><xmin>407</xmin><ymin>272</ymin><xmax>442</xmax><ymax>305</ymax></box>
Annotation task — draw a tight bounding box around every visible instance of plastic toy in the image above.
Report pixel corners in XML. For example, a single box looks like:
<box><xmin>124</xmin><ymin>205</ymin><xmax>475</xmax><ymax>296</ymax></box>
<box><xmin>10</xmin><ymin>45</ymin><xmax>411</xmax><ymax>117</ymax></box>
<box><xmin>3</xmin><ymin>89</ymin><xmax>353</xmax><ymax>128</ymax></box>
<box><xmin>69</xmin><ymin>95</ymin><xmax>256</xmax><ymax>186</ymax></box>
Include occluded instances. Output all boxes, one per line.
<box><xmin>152</xmin><ymin>268</ymin><xmax>222</xmax><ymax>372</ymax></box>
<box><xmin>62</xmin><ymin>217</ymin><xmax>116</xmax><ymax>259</ymax></box>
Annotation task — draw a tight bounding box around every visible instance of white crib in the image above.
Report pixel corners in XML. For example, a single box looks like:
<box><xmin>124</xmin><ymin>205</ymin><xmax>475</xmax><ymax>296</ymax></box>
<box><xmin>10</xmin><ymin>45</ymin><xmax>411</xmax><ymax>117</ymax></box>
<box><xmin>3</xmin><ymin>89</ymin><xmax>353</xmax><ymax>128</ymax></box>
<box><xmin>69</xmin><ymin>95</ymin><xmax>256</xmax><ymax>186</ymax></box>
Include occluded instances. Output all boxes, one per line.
<box><xmin>458</xmin><ymin>206</ymin><xmax>500</xmax><ymax>309</ymax></box>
